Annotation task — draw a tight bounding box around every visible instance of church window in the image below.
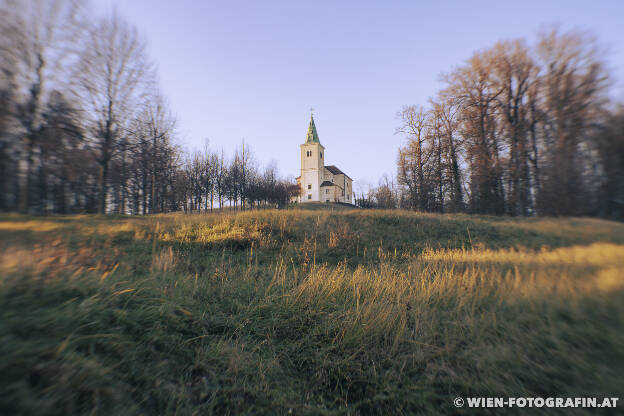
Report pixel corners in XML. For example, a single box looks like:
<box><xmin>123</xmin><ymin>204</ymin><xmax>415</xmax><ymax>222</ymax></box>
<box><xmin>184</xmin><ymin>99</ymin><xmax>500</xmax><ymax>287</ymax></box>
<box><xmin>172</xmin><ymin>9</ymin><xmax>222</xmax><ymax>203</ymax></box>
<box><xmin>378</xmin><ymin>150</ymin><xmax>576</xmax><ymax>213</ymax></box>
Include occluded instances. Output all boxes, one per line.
<box><xmin>326</xmin><ymin>199</ymin><xmax>329</xmax><ymax>202</ymax></box>
<box><xmin>308</xmin><ymin>184</ymin><xmax>311</xmax><ymax>190</ymax></box>
<box><xmin>307</xmin><ymin>194</ymin><xmax>312</xmax><ymax>200</ymax></box>
<box><xmin>320</xmin><ymin>152</ymin><xmax>322</xmax><ymax>158</ymax></box>
<box><xmin>325</xmin><ymin>189</ymin><xmax>329</xmax><ymax>194</ymax></box>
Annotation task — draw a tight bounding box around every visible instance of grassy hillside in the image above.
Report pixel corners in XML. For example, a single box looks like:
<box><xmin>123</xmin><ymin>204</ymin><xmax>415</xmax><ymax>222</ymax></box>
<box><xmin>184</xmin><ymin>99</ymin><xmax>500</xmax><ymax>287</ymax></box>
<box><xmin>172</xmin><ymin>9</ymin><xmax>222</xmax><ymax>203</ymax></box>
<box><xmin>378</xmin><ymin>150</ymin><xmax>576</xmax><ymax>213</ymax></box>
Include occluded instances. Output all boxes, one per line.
<box><xmin>1</xmin><ymin>210</ymin><xmax>623</xmax><ymax>415</ymax></box>
<box><xmin>288</xmin><ymin>202</ymin><xmax>359</xmax><ymax>211</ymax></box>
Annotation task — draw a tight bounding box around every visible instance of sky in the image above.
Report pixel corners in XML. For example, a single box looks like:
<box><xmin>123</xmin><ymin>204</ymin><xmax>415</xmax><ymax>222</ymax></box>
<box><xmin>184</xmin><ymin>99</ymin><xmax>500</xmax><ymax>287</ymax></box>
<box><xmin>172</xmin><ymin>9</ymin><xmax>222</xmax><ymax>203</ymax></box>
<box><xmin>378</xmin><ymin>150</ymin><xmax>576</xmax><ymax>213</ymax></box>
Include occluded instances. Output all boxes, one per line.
<box><xmin>93</xmin><ymin>0</ymin><xmax>624</xmax><ymax>189</ymax></box>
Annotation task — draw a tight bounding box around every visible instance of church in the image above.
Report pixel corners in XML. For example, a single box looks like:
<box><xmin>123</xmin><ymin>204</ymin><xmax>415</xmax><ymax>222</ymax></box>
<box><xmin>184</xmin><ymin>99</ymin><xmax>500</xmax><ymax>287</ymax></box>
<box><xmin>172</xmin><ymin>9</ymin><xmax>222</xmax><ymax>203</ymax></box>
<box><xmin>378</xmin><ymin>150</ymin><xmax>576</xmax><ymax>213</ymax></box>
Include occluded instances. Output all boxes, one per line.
<box><xmin>294</xmin><ymin>115</ymin><xmax>353</xmax><ymax>204</ymax></box>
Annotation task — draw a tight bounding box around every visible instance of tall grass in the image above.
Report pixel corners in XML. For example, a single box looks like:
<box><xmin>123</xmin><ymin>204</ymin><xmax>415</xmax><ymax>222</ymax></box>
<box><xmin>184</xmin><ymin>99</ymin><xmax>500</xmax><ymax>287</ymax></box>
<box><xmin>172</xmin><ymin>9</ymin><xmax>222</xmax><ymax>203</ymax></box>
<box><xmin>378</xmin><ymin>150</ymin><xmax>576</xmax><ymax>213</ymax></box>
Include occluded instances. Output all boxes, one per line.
<box><xmin>1</xmin><ymin>211</ymin><xmax>623</xmax><ymax>414</ymax></box>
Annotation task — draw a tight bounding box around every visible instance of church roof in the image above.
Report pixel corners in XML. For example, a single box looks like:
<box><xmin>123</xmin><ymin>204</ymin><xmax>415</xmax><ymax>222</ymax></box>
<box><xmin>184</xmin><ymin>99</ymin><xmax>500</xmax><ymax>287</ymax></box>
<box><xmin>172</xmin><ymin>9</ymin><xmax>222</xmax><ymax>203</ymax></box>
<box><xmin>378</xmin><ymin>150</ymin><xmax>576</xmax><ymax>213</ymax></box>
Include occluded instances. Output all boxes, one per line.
<box><xmin>320</xmin><ymin>181</ymin><xmax>335</xmax><ymax>187</ymax></box>
<box><xmin>305</xmin><ymin>114</ymin><xmax>320</xmax><ymax>143</ymax></box>
<box><xmin>324</xmin><ymin>165</ymin><xmax>343</xmax><ymax>175</ymax></box>
<box><xmin>324</xmin><ymin>165</ymin><xmax>352</xmax><ymax>180</ymax></box>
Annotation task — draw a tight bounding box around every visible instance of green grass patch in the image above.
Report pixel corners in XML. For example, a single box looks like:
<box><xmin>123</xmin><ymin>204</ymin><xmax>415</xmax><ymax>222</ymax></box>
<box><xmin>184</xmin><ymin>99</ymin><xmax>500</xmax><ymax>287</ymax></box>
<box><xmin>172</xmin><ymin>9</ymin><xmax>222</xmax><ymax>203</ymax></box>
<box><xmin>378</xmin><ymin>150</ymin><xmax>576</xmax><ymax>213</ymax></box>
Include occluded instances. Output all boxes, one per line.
<box><xmin>1</xmin><ymin>211</ymin><xmax>623</xmax><ymax>414</ymax></box>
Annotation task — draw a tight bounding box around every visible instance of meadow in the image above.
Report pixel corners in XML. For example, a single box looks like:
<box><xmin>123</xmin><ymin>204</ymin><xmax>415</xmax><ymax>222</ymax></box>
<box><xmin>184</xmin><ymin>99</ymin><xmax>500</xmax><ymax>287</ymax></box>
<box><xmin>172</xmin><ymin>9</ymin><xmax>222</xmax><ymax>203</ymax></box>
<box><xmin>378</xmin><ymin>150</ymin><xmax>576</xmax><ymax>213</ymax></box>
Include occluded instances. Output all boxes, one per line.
<box><xmin>1</xmin><ymin>207</ymin><xmax>623</xmax><ymax>415</ymax></box>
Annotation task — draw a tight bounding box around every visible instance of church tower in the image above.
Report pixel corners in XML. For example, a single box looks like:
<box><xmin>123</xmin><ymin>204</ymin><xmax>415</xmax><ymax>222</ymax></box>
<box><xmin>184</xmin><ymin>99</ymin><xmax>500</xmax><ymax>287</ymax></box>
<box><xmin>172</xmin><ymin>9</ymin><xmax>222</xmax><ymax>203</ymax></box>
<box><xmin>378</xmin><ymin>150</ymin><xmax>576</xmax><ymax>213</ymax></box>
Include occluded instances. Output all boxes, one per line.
<box><xmin>300</xmin><ymin>114</ymin><xmax>325</xmax><ymax>202</ymax></box>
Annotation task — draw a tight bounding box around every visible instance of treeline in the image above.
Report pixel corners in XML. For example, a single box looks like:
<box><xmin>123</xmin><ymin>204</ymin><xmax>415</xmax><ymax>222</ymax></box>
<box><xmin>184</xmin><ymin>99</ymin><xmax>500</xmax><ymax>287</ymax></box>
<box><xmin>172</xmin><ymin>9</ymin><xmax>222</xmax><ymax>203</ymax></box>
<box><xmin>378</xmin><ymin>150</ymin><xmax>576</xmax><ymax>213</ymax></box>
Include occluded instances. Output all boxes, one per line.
<box><xmin>378</xmin><ymin>28</ymin><xmax>623</xmax><ymax>219</ymax></box>
<box><xmin>182</xmin><ymin>144</ymin><xmax>299</xmax><ymax>213</ymax></box>
<box><xmin>0</xmin><ymin>0</ymin><xmax>297</xmax><ymax>215</ymax></box>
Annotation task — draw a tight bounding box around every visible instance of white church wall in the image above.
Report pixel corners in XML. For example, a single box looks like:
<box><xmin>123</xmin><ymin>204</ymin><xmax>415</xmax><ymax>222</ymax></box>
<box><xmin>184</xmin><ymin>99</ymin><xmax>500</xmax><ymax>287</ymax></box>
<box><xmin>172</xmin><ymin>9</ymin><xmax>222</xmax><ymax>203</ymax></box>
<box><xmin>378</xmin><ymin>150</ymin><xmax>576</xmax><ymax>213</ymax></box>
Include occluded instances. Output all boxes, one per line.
<box><xmin>304</xmin><ymin>171</ymin><xmax>321</xmax><ymax>201</ymax></box>
<box><xmin>300</xmin><ymin>142</ymin><xmax>325</xmax><ymax>202</ymax></box>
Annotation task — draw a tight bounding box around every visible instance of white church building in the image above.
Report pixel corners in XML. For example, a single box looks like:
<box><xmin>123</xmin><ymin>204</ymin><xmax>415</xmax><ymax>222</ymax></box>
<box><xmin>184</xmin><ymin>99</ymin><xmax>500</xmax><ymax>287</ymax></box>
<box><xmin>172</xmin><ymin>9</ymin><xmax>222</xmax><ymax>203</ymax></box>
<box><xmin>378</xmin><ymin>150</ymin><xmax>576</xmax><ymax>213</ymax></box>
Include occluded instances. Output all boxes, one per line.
<box><xmin>294</xmin><ymin>115</ymin><xmax>353</xmax><ymax>204</ymax></box>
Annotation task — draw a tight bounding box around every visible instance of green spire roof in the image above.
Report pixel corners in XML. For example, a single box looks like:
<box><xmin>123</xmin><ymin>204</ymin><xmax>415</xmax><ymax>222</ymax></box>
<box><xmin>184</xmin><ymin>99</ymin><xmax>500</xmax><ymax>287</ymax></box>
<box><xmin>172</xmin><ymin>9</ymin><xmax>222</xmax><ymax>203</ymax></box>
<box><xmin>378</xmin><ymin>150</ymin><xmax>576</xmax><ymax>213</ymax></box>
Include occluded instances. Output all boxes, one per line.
<box><xmin>305</xmin><ymin>114</ymin><xmax>320</xmax><ymax>143</ymax></box>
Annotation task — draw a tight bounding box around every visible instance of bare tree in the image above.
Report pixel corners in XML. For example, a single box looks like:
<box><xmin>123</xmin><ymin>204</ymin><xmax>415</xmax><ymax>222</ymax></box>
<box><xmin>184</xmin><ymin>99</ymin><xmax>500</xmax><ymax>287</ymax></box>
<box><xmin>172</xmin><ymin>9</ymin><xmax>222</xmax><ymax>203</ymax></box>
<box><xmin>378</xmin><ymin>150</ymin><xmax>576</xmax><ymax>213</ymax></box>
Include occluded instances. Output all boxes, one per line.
<box><xmin>396</xmin><ymin>106</ymin><xmax>429</xmax><ymax>210</ymax></box>
<box><xmin>0</xmin><ymin>0</ymin><xmax>84</xmax><ymax>212</ymax></box>
<box><xmin>535</xmin><ymin>27</ymin><xmax>608</xmax><ymax>215</ymax></box>
<box><xmin>215</xmin><ymin>149</ymin><xmax>227</xmax><ymax>209</ymax></box>
<box><xmin>426</xmin><ymin>106</ymin><xmax>445</xmax><ymax>212</ymax></box>
<box><xmin>143</xmin><ymin>96</ymin><xmax>175</xmax><ymax>213</ymax></box>
<box><xmin>375</xmin><ymin>174</ymin><xmax>398</xmax><ymax>209</ymax></box>
<box><xmin>444</xmin><ymin>49</ymin><xmax>506</xmax><ymax>214</ymax></box>
<box><xmin>204</xmin><ymin>148</ymin><xmax>219</xmax><ymax>212</ymax></box>
<box><xmin>489</xmin><ymin>39</ymin><xmax>539</xmax><ymax>215</ymax></box>
<box><xmin>432</xmin><ymin>96</ymin><xmax>463</xmax><ymax>211</ymax></box>
<box><xmin>73</xmin><ymin>12</ymin><xmax>153</xmax><ymax>213</ymax></box>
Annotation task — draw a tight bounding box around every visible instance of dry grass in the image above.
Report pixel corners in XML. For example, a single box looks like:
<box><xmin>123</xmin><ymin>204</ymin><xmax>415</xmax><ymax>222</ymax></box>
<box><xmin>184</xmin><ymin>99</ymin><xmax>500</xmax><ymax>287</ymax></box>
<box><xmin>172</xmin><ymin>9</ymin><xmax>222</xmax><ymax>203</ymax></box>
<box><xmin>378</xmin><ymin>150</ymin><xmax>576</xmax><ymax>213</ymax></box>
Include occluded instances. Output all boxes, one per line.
<box><xmin>0</xmin><ymin>210</ymin><xmax>623</xmax><ymax>415</ymax></box>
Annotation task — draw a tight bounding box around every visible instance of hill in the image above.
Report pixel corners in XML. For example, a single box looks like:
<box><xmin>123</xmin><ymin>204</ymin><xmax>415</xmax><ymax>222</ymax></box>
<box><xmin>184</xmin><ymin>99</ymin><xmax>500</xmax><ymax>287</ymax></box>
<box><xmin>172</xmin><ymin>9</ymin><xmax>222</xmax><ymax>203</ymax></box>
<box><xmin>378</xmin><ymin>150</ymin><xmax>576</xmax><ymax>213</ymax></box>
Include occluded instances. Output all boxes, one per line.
<box><xmin>1</xmin><ymin>210</ymin><xmax>623</xmax><ymax>414</ymax></box>
<box><xmin>288</xmin><ymin>201</ymin><xmax>359</xmax><ymax>211</ymax></box>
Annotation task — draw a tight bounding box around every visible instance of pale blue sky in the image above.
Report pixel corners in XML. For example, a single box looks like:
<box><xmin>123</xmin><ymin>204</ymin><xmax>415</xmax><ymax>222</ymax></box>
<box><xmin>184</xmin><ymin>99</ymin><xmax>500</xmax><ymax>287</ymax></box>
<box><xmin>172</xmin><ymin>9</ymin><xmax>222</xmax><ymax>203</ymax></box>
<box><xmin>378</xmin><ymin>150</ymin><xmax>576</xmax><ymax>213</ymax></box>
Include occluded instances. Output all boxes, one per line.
<box><xmin>94</xmin><ymin>0</ymin><xmax>624</xmax><ymax>189</ymax></box>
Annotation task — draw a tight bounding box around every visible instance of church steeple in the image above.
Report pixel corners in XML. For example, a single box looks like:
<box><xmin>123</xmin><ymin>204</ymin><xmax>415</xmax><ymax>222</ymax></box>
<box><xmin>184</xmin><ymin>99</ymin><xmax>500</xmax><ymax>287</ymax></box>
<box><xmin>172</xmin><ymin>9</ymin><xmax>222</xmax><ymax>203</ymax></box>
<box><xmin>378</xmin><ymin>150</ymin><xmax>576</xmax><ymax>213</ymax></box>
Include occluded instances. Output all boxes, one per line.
<box><xmin>305</xmin><ymin>114</ymin><xmax>320</xmax><ymax>144</ymax></box>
